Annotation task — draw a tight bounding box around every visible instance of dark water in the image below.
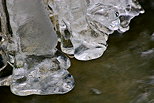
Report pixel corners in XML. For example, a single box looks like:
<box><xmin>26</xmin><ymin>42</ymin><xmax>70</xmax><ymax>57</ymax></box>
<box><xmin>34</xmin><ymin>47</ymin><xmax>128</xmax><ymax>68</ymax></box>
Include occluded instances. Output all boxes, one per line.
<box><xmin>0</xmin><ymin>0</ymin><xmax>154</xmax><ymax>103</ymax></box>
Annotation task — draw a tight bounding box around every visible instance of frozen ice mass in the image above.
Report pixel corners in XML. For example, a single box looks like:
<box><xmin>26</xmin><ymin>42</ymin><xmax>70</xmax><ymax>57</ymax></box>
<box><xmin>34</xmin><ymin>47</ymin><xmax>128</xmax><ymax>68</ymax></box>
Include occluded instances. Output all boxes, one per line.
<box><xmin>0</xmin><ymin>0</ymin><xmax>144</xmax><ymax>96</ymax></box>
<box><xmin>49</xmin><ymin>0</ymin><xmax>144</xmax><ymax>60</ymax></box>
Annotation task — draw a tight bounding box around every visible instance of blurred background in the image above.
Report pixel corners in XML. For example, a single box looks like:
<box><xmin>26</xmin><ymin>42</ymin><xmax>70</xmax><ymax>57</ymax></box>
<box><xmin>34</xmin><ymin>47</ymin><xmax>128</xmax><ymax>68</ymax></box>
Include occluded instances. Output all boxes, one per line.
<box><xmin>0</xmin><ymin>0</ymin><xmax>154</xmax><ymax>103</ymax></box>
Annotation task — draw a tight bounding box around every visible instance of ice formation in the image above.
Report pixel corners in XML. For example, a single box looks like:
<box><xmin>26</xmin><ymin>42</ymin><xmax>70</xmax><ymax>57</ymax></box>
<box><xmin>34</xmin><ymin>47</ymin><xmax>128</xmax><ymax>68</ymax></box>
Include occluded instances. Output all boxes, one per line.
<box><xmin>0</xmin><ymin>0</ymin><xmax>74</xmax><ymax>96</ymax></box>
<box><xmin>0</xmin><ymin>0</ymin><xmax>143</xmax><ymax>96</ymax></box>
<box><xmin>48</xmin><ymin>0</ymin><xmax>144</xmax><ymax>60</ymax></box>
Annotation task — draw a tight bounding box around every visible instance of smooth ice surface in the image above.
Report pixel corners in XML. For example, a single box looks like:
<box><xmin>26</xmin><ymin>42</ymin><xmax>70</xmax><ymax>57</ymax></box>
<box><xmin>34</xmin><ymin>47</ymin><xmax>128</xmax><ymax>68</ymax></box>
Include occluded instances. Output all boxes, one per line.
<box><xmin>7</xmin><ymin>0</ymin><xmax>57</xmax><ymax>56</ymax></box>
<box><xmin>49</xmin><ymin>0</ymin><xmax>144</xmax><ymax>60</ymax></box>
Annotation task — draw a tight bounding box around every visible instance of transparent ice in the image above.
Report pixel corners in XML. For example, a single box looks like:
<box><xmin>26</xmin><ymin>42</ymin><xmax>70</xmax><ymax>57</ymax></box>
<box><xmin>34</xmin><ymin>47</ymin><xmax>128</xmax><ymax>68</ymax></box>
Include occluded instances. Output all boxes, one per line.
<box><xmin>49</xmin><ymin>0</ymin><xmax>144</xmax><ymax>60</ymax></box>
<box><xmin>0</xmin><ymin>0</ymin><xmax>144</xmax><ymax>96</ymax></box>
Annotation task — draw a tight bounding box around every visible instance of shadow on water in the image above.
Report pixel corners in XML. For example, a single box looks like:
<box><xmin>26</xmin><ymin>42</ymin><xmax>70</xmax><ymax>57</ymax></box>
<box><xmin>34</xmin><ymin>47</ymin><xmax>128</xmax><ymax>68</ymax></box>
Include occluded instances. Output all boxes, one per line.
<box><xmin>0</xmin><ymin>0</ymin><xmax>154</xmax><ymax>103</ymax></box>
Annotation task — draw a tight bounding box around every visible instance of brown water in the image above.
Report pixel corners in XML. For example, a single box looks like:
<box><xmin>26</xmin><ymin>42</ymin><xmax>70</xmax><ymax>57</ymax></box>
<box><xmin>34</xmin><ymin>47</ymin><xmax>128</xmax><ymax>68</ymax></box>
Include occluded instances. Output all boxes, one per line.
<box><xmin>0</xmin><ymin>0</ymin><xmax>154</xmax><ymax>103</ymax></box>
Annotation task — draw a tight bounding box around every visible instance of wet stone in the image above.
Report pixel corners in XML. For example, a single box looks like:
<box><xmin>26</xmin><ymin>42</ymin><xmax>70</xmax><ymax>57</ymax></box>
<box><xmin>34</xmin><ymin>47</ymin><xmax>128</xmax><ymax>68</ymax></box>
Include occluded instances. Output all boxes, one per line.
<box><xmin>90</xmin><ymin>88</ymin><xmax>102</xmax><ymax>95</ymax></box>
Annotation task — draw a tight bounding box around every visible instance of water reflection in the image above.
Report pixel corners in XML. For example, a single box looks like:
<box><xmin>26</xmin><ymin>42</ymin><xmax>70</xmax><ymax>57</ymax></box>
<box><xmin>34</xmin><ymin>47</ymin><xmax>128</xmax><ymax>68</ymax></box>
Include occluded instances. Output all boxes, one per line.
<box><xmin>0</xmin><ymin>0</ymin><xmax>154</xmax><ymax>103</ymax></box>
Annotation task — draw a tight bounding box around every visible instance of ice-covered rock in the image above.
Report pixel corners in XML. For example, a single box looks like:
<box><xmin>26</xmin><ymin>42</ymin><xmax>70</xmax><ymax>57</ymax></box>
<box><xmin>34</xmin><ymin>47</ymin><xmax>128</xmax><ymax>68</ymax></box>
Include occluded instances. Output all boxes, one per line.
<box><xmin>49</xmin><ymin>0</ymin><xmax>144</xmax><ymax>60</ymax></box>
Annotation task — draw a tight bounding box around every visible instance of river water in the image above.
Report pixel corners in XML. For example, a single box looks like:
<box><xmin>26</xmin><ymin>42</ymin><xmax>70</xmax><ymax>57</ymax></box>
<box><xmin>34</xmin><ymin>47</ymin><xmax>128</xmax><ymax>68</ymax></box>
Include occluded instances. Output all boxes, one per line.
<box><xmin>0</xmin><ymin>0</ymin><xmax>154</xmax><ymax>103</ymax></box>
